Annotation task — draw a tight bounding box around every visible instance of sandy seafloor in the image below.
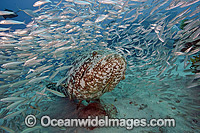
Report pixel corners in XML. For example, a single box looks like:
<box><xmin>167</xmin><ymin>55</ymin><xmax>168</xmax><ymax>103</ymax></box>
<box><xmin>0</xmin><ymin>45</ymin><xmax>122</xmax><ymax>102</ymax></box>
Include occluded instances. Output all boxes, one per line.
<box><xmin>34</xmin><ymin>56</ymin><xmax>199</xmax><ymax>133</ymax></box>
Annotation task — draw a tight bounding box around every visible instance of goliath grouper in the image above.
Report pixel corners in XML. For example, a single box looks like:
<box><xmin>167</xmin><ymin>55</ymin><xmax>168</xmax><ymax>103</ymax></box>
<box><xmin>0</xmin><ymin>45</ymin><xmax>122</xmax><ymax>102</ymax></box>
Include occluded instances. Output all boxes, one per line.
<box><xmin>46</xmin><ymin>50</ymin><xmax>127</xmax><ymax>105</ymax></box>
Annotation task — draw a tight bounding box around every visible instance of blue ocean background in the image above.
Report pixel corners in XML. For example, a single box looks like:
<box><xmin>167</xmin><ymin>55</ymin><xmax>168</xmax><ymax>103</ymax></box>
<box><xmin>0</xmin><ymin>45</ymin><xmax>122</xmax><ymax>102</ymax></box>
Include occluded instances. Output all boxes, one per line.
<box><xmin>0</xmin><ymin>0</ymin><xmax>36</xmax><ymax>29</ymax></box>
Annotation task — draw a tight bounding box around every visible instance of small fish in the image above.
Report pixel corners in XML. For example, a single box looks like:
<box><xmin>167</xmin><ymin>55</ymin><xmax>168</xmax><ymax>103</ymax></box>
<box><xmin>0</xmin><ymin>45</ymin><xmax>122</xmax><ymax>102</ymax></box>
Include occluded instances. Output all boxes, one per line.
<box><xmin>0</xmin><ymin>11</ymin><xmax>15</xmax><ymax>16</ymax></box>
<box><xmin>21</xmin><ymin>126</ymin><xmax>42</xmax><ymax>133</ymax></box>
<box><xmin>1</xmin><ymin>61</ymin><xmax>24</xmax><ymax>68</ymax></box>
<box><xmin>98</xmin><ymin>0</ymin><xmax>117</xmax><ymax>4</ymax></box>
<box><xmin>45</xmin><ymin>9</ymin><xmax>63</xmax><ymax>14</ymax></box>
<box><xmin>183</xmin><ymin>69</ymin><xmax>193</xmax><ymax>73</ymax></box>
<box><xmin>24</xmin><ymin>56</ymin><xmax>43</xmax><ymax>66</ymax></box>
<box><xmin>0</xmin><ymin>97</ymin><xmax>26</xmax><ymax>102</ymax></box>
<box><xmin>26</xmin><ymin>76</ymin><xmax>48</xmax><ymax>85</ymax></box>
<box><xmin>21</xmin><ymin>9</ymin><xmax>39</xmax><ymax>17</ymax></box>
<box><xmin>184</xmin><ymin>46</ymin><xmax>194</xmax><ymax>53</ymax></box>
<box><xmin>3</xmin><ymin>108</ymin><xmax>26</xmax><ymax>120</ymax></box>
<box><xmin>0</xmin><ymin>20</ymin><xmax>25</xmax><ymax>25</ymax></box>
<box><xmin>156</xmin><ymin>33</ymin><xmax>164</xmax><ymax>42</ymax></box>
<box><xmin>169</xmin><ymin>6</ymin><xmax>191</xmax><ymax>24</ymax></box>
<box><xmin>0</xmin><ymin>125</ymin><xmax>15</xmax><ymax>133</ymax></box>
<box><xmin>95</xmin><ymin>14</ymin><xmax>109</xmax><ymax>23</ymax></box>
<box><xmin>33</xmin><ymin>0</ymin><xmax>52</xmax><ymax>7</ymax></box>
<box><xmin>56</xmin><ymin>65</ymin><xmax>73</xmax><ymax>71</ymax></box>
<box><xmin>1</xmin><ymin>9</ymin><xmax>18</xmax><ymax>19</ymax></box>
<box><xmin>49</xmin><ymin>70</ymin><xmax>59</xmax><ymax>80</ymax></box>
<box><xmin>174</xmin><ymin>52</ymin><xmax>185</xmax><ymax>56</ymax></box>
<box><xmin>2</xmin><ymin>70</ymin><xmax>21</xmax><ymax>75</ymax></box>
<box><xmin>10</xmin><ymin>79</ymin><xmax>30</xmax><ymax>88</ymax></box>
<box><xmin>188</xmin><ymin>48</ymin><xmax>200</xmax><ymax>55</ymax></box>
<box><xmin>34</xmin><ymin>64</ymin><xmax>53</xmax><ymax>73</ymax></box>
<box><xmin>11</xmin><ymin>90</ymin><xmax>26</xmax><ymax>97</ymax></box>
<box><xmin>6</xmin><ymin>100</ymin><xmax>25</xmax><ymax>110</ymax></box>
<box><xmin>156</xmin><ymin>65</ymin><xmax>167</xmax><ymax>77</ymax></box>
<box><xmin>192</xmin><ymin>27</ymin><xmax>200</xmax><ymax>39</ymax></box>
<box><xmin>46</xmin><ymin>88</ymin><xmax>66</xmax><ymax>97</ymax></box>
<box><xmin>166</xmin><ymin>1</ymin><xmax>184</xmax><ymax>10</ymax></box>
<box><xmin>181</xmin><ymin>0</ymin><xmax>200</xmax><ymax>8</ymax></box>
<box><xmin>70</xmin><ymin>16</ymin><xmax>83</xmax><ymax>23</ymax></box>
<box><xmin>187</xmin><ymin>82</ymin><xmax>200</xmax><ymax>89</ymax></box>
<box><xmin>74</xmin><ymin>0</ymin><xmax>91</xmax><ymax>5</ymax></box>
<box><xmin>0</xmin><ymin>84</ymin><xmax>10</xmax><ymax>89</ymax></box>
<box><xmin>53</xmin><ymin>46</ymin><xmax>78</xmax><ymax>54</ymax></box>
<box><xmin>56</xmin><ymin>76</ymin><xmax>67</xmax><ymax>87</ymax></box>
<box><xmin>0</xmin><ymin>109</ymin><xmax>9</xmax><ymax>119</ymax></box>
<box><xmin>89</xmin><ymin>7</ymin><xmax>96</xmax><ymax>14</ymax></box>
<box><xmin>0</xmin><ymin>27</ymin><xmax>11</xmax><ymax>31</ymax></box>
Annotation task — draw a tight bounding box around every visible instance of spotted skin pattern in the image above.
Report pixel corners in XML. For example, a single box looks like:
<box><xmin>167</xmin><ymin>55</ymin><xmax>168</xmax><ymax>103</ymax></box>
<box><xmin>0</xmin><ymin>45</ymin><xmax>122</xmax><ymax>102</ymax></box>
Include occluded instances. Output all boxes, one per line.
<box><xmin>62</xmin><ymin>50</ymin><xmax>126</xmax><ymax>101</ymax></box>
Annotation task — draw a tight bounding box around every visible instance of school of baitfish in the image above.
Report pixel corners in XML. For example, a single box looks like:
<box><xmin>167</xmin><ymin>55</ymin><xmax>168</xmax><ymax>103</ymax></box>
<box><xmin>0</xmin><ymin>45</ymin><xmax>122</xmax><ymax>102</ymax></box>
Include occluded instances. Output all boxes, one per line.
<box><xmin>0</xmin><ymin>0</ymin><xmax>200</xmax><ymax>132</ymax></box>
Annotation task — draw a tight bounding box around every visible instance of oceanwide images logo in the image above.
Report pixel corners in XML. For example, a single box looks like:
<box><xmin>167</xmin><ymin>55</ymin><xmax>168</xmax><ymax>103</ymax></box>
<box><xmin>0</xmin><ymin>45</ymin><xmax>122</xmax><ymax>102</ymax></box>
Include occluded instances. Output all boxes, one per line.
<box><xmin>25</xmin><ymin>115</ymin><xmax>176</xmax><ymax>129</ymax></box>
<box><xmin>40</xmin><ymin>116</ymin><xmax>145</xmax><ymax>129</ymax></box>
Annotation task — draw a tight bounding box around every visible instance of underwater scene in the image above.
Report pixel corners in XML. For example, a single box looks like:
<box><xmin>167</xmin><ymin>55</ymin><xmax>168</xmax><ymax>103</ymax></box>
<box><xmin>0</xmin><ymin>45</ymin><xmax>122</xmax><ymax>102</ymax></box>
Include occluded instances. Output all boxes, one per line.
<box><xmin>0</xmin><ymin>0</ymin><xmax>200</xmax><ymax>132</ymax></box>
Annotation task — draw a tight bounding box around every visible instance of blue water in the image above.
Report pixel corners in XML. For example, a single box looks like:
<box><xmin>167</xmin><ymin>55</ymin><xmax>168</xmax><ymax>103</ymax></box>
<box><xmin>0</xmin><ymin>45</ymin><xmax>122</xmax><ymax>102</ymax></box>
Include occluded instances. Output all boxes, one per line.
<box><xmin>0</xmin><ymin>0</ymin><xmax>36</xmax><ymax>29</ymax></box>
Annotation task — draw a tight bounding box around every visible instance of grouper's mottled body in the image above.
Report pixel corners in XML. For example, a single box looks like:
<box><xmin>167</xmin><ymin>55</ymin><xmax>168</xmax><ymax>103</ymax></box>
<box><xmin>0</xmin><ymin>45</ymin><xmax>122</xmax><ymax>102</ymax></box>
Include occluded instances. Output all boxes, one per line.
<box><xmin>59</xmin><ymin>50</ymin><xmax>126</xmax><ymax>101</ymax></box>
